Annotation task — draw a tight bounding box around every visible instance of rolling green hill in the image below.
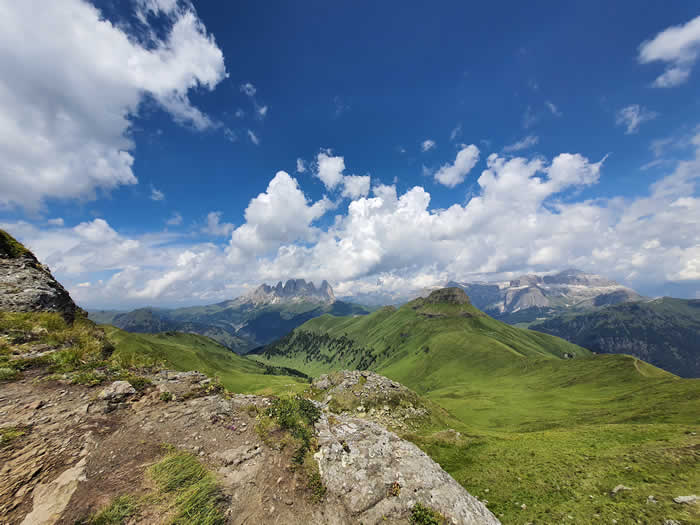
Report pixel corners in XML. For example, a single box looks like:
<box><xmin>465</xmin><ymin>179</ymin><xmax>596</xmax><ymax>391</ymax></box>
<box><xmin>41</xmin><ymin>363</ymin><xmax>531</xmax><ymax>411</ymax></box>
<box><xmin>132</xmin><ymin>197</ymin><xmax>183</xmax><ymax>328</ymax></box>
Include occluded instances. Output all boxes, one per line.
<box><xmin>531</xmin><ymin>297</ymin><xmax>700</xmax><ymax>377</ymax></box>
<box><xmin>251</xmin><ymin>288</ymin><xmax>700</xmax><ymax>524</ymax></box>
<box><xmin>102</xmin><ymin>326</ymin><xmax>307</xmax><ymax>395</ymax></box>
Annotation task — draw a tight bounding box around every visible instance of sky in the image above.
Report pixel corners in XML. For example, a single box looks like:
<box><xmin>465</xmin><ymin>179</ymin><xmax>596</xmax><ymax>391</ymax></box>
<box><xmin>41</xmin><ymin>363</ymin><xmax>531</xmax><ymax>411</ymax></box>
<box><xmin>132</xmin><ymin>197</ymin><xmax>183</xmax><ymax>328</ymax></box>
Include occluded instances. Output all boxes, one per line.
<box><xmin>1</xmin><ymin>0</ymin><xmax>700</xmax><ymax>308</ymax></box>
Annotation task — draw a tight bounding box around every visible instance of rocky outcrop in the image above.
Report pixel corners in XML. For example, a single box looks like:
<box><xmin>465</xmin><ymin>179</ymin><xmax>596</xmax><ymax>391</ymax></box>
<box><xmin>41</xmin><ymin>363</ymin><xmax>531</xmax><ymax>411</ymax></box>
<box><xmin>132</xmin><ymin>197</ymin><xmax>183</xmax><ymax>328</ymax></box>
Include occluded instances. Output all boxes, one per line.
<box><xmin>0</xmin><ymin>230</ymin><xmax>77</xmax><ymax>323</ymax></box>
<box><xmin>315</xmin><ymin>415</ymin><xmax>500</xmax><ymax>524</ymax></box>
<box><xmin>424</xmin><ymin>287</ymin><xmax>471</xmax><ymax>305</ymax></box>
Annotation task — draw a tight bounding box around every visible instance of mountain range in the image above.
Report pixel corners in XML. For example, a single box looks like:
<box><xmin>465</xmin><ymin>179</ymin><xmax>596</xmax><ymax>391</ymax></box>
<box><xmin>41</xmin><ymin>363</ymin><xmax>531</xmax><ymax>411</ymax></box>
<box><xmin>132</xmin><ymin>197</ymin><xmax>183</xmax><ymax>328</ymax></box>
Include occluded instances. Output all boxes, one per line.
<box><xmin>448</xmin><ymin>268</ymin><xmax>642</xmax><ymax>324</ymax></box>
<box><xmin>89</xmin><ymin>279</ymin><xmax>368</xmax><ymax>352</ymax></box>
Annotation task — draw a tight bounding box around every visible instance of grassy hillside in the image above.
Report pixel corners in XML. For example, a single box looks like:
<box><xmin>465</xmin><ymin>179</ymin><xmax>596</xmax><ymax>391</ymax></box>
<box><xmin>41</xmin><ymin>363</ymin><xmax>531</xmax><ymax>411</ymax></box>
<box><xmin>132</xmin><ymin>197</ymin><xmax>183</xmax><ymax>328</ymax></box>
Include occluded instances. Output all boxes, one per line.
<box><xmin>532</xmin><ymin>297</ymin><xmax>700</xmax><ymax>377</ymax></box>
<box><xmin>251</xmin><ymin>289</ymin><xmax>700</xmax><ymax>524</ymax></box>
<box><xmin>102</xmin><ymin>326</ymin><xmax>307</xmax><ymax>395</ymax></box>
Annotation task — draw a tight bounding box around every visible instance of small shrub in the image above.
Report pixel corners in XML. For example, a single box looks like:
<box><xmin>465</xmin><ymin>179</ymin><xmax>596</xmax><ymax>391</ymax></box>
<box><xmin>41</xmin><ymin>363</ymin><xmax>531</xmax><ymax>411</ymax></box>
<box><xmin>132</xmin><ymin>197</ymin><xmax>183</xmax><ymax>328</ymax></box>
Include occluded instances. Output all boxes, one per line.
<box><xmin>410</xmin><ymin>503</ymin><xmax>446</xmax><ymax>525</ymax></box>
<box><xmin>388</xmin><ymin>481</ymin><xmax>401</xmax><ymax>497</ymax></box>
<box><xmin>126</xmin><ymin>375</ymin><xmax>152</xmax><ymax>392</ymax></box>
<box><xmin>302</xmin><ymin>453</ymin><xmax>326</xmax><ymax>503</ymax></box>
<box><xmin>160</xmin><ymin>391</ymin><xmax>173</xmax><ymax>402</ymax></box>
<box><xmin>0</xmin><ymin>367</ymin><xmax>19</xmax><ymax>380</ymax></box>
<box><xmin>71</xmin><ymin>371</ymin><xmax>103</xmax><ymax>386</ymax></box>
<box><xmin>0</xmin><ymin>426</ymin><xmax>28</xmax><ymax>448</ymax></box>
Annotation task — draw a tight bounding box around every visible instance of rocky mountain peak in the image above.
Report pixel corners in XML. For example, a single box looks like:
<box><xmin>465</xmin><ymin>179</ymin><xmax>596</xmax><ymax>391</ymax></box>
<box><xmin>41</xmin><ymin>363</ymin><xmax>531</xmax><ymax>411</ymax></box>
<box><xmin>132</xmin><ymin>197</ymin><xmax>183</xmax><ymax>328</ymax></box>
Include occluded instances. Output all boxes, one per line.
<box><xmin>245</xmin><ymin>278</ymin><xmax>336</xmax><ymax>305</ymax></box>
<box><xmin>0</xmin><ymin>229</ymin><xmax>78</xmax><ymax>322</ymax></box>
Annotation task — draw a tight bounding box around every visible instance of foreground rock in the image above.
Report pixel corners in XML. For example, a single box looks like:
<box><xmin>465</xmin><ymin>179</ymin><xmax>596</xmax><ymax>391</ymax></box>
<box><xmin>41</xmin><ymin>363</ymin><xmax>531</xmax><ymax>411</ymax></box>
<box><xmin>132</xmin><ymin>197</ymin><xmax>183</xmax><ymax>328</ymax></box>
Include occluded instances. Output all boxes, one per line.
<box><xmin>315</xmin><ymin>414</ymin><xmax>499</xmax><ymax>524</ymax></box>
<box><xmin>0</xmin><ymin>368</ymin><xmax>500</xmax><ymax>525</ymax></box>
<box><xmin>0</xmin><ymin>229</ymin><xmax>77</xmax><ymax>322</ymax></box>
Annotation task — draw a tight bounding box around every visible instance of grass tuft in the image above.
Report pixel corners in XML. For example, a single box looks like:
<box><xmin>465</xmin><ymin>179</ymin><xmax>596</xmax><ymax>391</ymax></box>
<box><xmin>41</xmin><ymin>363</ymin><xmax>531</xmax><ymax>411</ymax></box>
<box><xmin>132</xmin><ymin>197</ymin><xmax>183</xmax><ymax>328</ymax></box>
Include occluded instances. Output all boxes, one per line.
<box><xmin>149</xmin><ymin>449</ymin><xmax>225</xmax><ymax>525</ymax></box>
<box><xmin>87</xmin><ymin>495</ymin><xmax>139</xmax><ymax>524</ymax></box>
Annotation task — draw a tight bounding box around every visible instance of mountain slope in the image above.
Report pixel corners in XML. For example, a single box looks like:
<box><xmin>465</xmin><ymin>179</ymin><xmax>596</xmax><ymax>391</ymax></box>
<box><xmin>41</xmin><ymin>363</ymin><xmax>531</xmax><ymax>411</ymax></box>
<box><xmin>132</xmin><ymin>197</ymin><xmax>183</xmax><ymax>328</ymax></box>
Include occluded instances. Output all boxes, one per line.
<box><xmin>102</xmin><ymin>326</ymin><xmax>308</xmax><ymax>394</ymax></box>
<box><xmin>531</xmin><ymin>297</ymin><xmax>700</xmax><ymax>377</ymax></box>
<box><xmin>88</xmin><ymin>279</ymin><xmax>370</xmax><ymax>351</ymax></box>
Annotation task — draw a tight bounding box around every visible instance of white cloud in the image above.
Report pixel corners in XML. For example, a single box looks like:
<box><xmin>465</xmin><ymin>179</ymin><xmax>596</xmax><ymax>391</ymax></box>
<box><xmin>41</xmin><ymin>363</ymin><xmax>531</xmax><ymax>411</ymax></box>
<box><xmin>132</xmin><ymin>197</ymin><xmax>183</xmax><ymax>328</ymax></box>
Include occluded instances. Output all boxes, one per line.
<box><xmin>314</xmin><ymin>151</ymin><xmax>372</xmax><ymax>198</ymax></box>
<box><xmin>546</xmin><ymin>101</ymin><xmax>562</xmax><ymax>117</ymax></box>
<box><xmin>296</xmin><ymin>158</ymin><xmax>307</xmax><ymax>173</ymax></box>
<box><xmin>421</xmin><ymin>139</ymin><xmax>436</xmax><ymax>152</ymax></box>
<box><xmin>202</xmin><ymin>211</ymin><xmax>234</xmax><ymax>236</ymax></box>
<box><xmin>315</xmin><ymin>152</ymin><xmax>346</xmax><ymax>190</ymax></box>
<box><xmin>76</xmin><ymin>281</ymin><xmax>91</xmax><ymax>288</ymax></box>
<box><xmin>616</xmin><ymin>105</ymin><xmax>658</xmax><ymax>134</ymax></box>
<box><xmin>257</xmin><ymin>105</ymin><xmax>268</xmax><ymax>118</ymax></box>
<box><xmin>150</xmin><ymin>186</ymin><xmax>165</xmax><ymax>201</ymax></box>
<box><xmin>433</xmin><ymin>144</ymin><xmax>480</xmax><ymax>187</ymax></box>
<box><xmin>638</xmin><ymin>15</ymin><xmax>700</xmax><ymax>87</ymax></box>
<box><xmin>228</xmin><ymin>171</ymin><xmax>332</xmax><ymax>260</ymax></box>
<box><xmin>166</xmin><ymin>212</ymin><xmax>183</xmax><ymax>226</ymax></box>
<box><xmin>450</xmin><ymin>124</ymin><xmax>462</xmax><ymax>142</ymax></box>
<box><xmin>503</xmin><ymin>135</ymin><xmax>539</xmax><ymax>153</ymax></box>
<box><xmin>240</xmin><ymin>82</ymin><xmax>256</xmax><ymax>97</ymax></box>
<box><xmin>4</xmin><ymin>142</ymin><xmax>699</xmax><ymax>306</ymax></box>
<box><xmin>0</xmin><ymin>0</ymin><xmax>226</xmax><ymax>211</ymax></box>
<box><xmin>235</xmin><ymin>108</ymin><xmax>245</xmax><ymax>118</ymax></box>
<box><xmin>247</xmin><ymin>130</ymin><xmax>260</xmax><ymax>145</ymax></box>
<box><xmin>47</xmin><ymin>218</ymin><xmax>64</xmax><ymax>227</ymax></box>
<box><xmin>341</xmin><ymin>175</ymin><xmax>371</xmax><ymax>199</ymax></box>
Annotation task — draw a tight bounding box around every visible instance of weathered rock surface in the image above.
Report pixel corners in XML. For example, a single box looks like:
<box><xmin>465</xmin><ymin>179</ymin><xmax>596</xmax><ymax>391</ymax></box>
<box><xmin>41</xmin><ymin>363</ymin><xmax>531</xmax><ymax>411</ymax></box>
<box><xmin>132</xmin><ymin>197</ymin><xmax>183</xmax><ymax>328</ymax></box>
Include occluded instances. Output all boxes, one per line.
<box><xmin>673</xmin><ymin>495</ymin><xmax>697</xmax><ymax>504</ymax></box>
<box><xmin>315</xmin><ymin>413</ymin><xmax>499</xmax><ymax>524</ymax></box>
<box><xmin>98</xmin><ymin>381</ymin><xmax>136</xmax><ymax>401</ymax></box>
<box><xmin>1</xmin><ymin>367</ymin><xmax>499</xmax><ymax>525</ymax></box>
<box><xmin>0</xmin><ymin>230</ymin><xmax>77</xmax><ymax>322</ymax></box>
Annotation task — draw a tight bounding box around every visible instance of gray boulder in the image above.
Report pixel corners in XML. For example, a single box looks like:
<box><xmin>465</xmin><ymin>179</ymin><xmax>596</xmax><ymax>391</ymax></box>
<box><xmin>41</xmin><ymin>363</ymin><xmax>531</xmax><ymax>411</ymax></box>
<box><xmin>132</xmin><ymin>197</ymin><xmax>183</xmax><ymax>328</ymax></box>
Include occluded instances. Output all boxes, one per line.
<box><xmin>98</xmin><ymin>381</ymin><xmax>136</xmax><ymax>401</ymax></box>
<box><xmin>0</xmin><ymin>230</ymin><xmax>77</xmax><ymax>323</ymax></box>
<box><xmin>314</xmin><ymin>413</ymin><xmax>500</xmax><ymax>524</ymax></box>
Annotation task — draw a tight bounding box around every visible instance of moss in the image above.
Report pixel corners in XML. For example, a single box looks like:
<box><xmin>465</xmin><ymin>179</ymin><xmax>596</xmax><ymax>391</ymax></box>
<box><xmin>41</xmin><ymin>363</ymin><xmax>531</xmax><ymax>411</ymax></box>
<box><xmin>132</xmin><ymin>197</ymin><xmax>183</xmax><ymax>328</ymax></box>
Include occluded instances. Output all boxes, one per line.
<box><xmin>409</xmin><ymin>502</ymin><xmax>447</xmax><ymax>525</ymax></box>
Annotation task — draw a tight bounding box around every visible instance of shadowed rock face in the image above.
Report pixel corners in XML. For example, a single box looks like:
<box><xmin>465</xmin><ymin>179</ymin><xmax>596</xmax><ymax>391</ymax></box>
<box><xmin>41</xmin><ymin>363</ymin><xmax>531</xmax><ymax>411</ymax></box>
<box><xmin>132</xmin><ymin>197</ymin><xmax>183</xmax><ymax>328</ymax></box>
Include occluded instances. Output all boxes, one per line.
<box><xmin>424</xmin><ymin>287</ymin><xmax>471</xmax><ymax>305</ymax></box>
<box><xmin>0</xmin><ymin>230</ymin><xmax>77</xmax><ymax>323</ymax></box>
<box><xmin>246</xmin><ymin>278</ymin><xmax>336</xmax><ymax>305</ymax></box>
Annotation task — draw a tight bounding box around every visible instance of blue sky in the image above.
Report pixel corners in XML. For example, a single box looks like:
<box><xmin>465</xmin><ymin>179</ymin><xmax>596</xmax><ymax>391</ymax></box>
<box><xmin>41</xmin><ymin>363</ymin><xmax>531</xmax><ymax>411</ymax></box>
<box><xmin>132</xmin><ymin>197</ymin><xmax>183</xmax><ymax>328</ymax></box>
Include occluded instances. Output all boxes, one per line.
<box><xmin>1</xmin><ymin>0</ymin><xmax>699</xmax><ymax>308</ymax></box>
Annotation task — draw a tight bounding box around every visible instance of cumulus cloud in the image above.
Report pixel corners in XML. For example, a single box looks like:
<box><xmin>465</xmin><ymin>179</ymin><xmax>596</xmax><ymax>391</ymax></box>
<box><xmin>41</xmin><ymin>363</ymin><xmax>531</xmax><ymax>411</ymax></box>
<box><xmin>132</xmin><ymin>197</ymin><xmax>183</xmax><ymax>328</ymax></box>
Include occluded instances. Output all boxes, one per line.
<box><xmin>616</xmin><ymin>105</ymin><xmax>658</xmax><ymax>134</ymax></box>
<box><xmin>227</xmin><ymin>171</ymin><xmax>332</xmax><ymax>260</ymax></box>
<box><xmin>341</xmin><ymin>175</ymin><xmax>371</xmax><ymax>199</ymax></box>
<box><xmin>421</xmin><ymin>139</ymin><xmax>436</xmax><ymax>152</ymax></box>
<box><xmin>202</xmin><ymin>211</ymin><xmax>234</xmax><ymax>236</ymax></box>
<box><xmin>4</xmin><ymin>142</ymin><xmax>699</xmax><ymax>307</ymax></box>
<box><xmin>638</xmin><ymin>15</ymin><xmax>700</xmax><ymax>87</ymax></box>
<box><xmin>503</xmin><ymin>135</ymin><xmax>539</xmax><ymax>153</ymax></box>
<box><xmin>450</xmin><ymin>124</ymin><xmax>462</xmax><ymax>142</ymax></box>
<box><xmin>296</xmin><ymin>158</ymin><xmax>307</xmax><ymax>173</ymax></box>
<box><xmin>0</xmin><ymin>0</ymin><xmax>226</xmax><ymax>211</ymax></box>
<box><xmin>314</xmin><ymin>151</ymin><xmax>371</xmax><ymax>198</ymax></box>
<box><xmin>47</xmin><ymin>218</ymin><xmax>64</xmax><ymax>227</ymax></box>
<box><xmin>315</xmin><ymin>152</ymin><xmax>346</xmax><ymax>190</ymax></box>
<box><xmin>433</xmin><ymin>144</ymin><xmax>480</xmax><ymax>187</ymax></box>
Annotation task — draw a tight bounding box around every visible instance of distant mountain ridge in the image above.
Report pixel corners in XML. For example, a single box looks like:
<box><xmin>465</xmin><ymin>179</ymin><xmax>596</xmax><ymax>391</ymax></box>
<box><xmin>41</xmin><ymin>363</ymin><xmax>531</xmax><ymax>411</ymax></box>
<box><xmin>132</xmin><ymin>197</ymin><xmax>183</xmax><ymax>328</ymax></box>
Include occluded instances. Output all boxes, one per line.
<box><xmin>89</xmin><ymin>278</ymin><xmax>369</xmax><ymax>352</ymax></box>
<box><xmin>448</xmin><ymin>268</ymin><xmax>642</xmax><ymax>324</ymax></box>
<box><xmin>241</xmin><ymin>278</ymin><xmax>335</xmax><ymax>305</ymax></box>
